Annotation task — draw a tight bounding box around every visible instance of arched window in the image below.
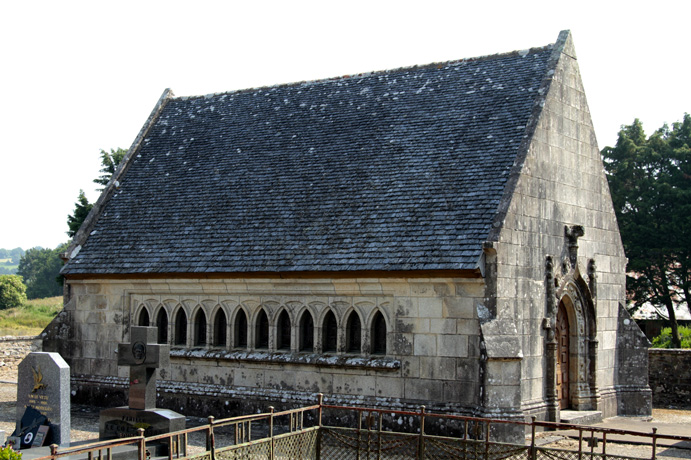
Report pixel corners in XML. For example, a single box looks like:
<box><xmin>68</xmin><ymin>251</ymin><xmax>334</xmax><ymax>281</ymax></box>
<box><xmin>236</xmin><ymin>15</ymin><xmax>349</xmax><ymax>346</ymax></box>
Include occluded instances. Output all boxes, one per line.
<box><xmin>138</xmin><ymin>308</ymin><xmax>150</xmax><ymax>326</ymax></box>
<box><xmin>345</xmin><ymin>311</ymin><xmax>361</xmax><ymax>353</ymax></box>
<box><xmin>299</xmin><ymin>311</ymin><xmax>314</xmax><ymax>352</ymax></box>
<box><xmin>322</xmin><ymin>310</ymin><xmax>337</xmax><ymax>353</ymax></box>
<box><xmin>234</xmin><ymin>309</ymin><xmax>248</xmax><ymax>348</ymax></box>
<box><xmin>255</xmin><ymin>309</ymin><xmax>269</xmax><ymax>349</ymax></box>
<box><xmin>156</xmin><ymin>309</ymin><xmax>168</xmax><ymax>344</ymax></box>
<box><xmin>213</xmin><ymin>309</ymin><xmax>227</xmax><ymax>347</ymax></box>
<box><xmin>174</xmin><ymin>308</ymin><xmax>187</xmax><ymax>346</ymax></box>
<box><xmin>371</xmin><ymin>311</ymin><xmax>387</xmax><ymax>355</ymax></box>
<box><xmin>277</xmin><ymin>310</ymin><xmax>291</xmax><ymax>350</ymax></box>
<box><xmin>194</xmin><ymin>309</ymin><xmax>207</xmax><ymax>347</ymax></box>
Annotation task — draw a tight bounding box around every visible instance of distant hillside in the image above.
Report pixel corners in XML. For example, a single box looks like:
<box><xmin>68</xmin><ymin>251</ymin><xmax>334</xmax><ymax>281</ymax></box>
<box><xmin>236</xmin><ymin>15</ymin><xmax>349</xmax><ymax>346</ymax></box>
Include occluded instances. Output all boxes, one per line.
<box><xmin>0</xmin><ymin>247</ymin><xmax>24</xmax><ymax>274</ymax></box>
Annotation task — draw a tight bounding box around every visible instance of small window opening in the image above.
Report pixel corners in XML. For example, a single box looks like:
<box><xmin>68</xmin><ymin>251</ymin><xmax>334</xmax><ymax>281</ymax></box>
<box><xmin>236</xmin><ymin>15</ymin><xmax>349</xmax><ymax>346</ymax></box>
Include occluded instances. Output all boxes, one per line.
<box><xmin>138</xmin><ymin>308</ymin><xmax>150</xmax><ymax>326</ymax></box>
<box><xmin>213</xmin><ymin>309</ymin><xmax>227</xmax><ymax>347</ymax></box>
<box><xmin>346</xmin><ymin>312</ymin><xmax>361</xmax><ymax>353</ymax></box>
<box><xmin>322</xmin><ymin>310</ymin><xmax>337</xmax><ymax>352</ymax></box>
<box><xmin>371</xmin><ymin>311</ymin><xmax>387</xmax><ymax>355</ymax></box>
<box><xmin>235</xmin><ymin>309</ymin><xmax>248</xmax><ymax>348</ymax></box>
<box><xmin>277</xmin><ymin>310</ymin><xmax>291</xmax><ymax>350</ymax></box>
<box><xmin>256</xmin><ymin>309</ymin><xmax>269</xmax><ymax>349</ymax></box>
<box><xmin>194</xmin><ymin>310</ymin><xmax>207</xmax><ymax>346</ymax></box>
<box><xmin>299</xmin><ymin>311</ymin><xmax>314</xmax><ymax>352</ymax></box>
<box><xmin>174</xmin><ymin>309</ymin><xmax>187</xmax><ymax>346</ymax></box>
<box><xmin>156</xmin><ymin>309</ymin><xmax>168</xmax><ymax>344</ymax></box>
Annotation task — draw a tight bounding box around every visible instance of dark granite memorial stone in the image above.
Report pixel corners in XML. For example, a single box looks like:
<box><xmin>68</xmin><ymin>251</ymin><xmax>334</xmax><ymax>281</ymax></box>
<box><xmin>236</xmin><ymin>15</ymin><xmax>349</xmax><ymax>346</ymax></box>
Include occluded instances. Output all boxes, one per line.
<box><xmin>100</xmin><ymin>408</ymin><xmax>186</xmax><ymax>439</ymax></box>
<box><xmin>99</xmin><ymin>326</ymin><xmax>185</xmax><ymax>440</ymax></box>
<box><xmin>16</xmin><ymin>352</ymin><xmax>70</xmax><ymax>447</ymax></box>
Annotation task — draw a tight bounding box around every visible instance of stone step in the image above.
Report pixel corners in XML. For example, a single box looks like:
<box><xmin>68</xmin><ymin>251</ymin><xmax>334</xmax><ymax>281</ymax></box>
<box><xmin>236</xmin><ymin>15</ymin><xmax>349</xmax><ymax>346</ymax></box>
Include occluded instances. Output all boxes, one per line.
<box><xmin>560</xmin><ymin>410</ymin><xmax>603</xmax><ymax>426</ymax></box>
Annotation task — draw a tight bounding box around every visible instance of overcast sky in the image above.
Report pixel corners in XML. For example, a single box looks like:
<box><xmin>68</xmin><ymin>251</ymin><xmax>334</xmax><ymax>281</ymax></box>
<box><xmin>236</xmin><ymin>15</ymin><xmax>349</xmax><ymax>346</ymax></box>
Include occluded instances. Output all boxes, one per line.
<box><xmin>1</xmin><ymin>1</ymin><xmax>689</xmax><ymax>250</ymax></box>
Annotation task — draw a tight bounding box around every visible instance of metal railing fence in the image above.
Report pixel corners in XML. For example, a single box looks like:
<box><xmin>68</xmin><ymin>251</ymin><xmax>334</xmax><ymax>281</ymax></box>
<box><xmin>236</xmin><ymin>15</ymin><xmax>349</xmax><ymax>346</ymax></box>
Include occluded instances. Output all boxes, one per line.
<box><xmin>29</xmin><ymin>395</ymin><xmax>689</xmax><ymax>460</ymax></box>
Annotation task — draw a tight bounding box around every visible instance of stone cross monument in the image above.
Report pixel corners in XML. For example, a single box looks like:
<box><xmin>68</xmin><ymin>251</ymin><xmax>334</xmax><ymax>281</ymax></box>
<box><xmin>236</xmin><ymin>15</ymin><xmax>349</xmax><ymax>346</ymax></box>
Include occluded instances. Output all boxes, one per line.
<box><xmin>118</xmin><ymin>326</ymin><xmax>169</xmax><ymax>410</ymax></box>
<box><xmin>99</xmin><ymin>326</ymin><xmax>185</xmax><ymax>440</ymax></box>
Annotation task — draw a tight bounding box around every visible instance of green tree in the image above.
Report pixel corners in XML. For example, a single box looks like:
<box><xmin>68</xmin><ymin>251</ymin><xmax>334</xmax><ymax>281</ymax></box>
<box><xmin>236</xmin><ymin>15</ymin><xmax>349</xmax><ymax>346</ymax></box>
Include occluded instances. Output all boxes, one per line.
<box><xmin>602</xmin><ymin>114</ymin><xmax>691</xmax><ymax>348</ymax></box>
<box><xmin>94</xmin><ymin>147</ymin><xmax>127</xmax><ymax>190</ymax></box>
<box><xmin>16</xmin><ymin>245</ymin><xmax>67</xmax><ymax>299</ymax></box>
<box><xmin>9</xmin><ymin>247</ymin><xmax>25</xmax><ymax>264</ymax></box>
<box><xmin>67</xmin><ymin>190</ymin><xmax>94</xmax><ymax>238</ymax></box>
<box><xmin>651</xmin><ymin>326</ymin><xmax>691</xmax><ymax>349</ymax></box>
<box><xmin>66</xmin><ymin>148</ymin><xmax>126</xmax><ymax>238</ymax></box>
<box><xmin>0</xmin><ymin>274</ymin><xmax>27</xmax><ymax>309</ymax></box>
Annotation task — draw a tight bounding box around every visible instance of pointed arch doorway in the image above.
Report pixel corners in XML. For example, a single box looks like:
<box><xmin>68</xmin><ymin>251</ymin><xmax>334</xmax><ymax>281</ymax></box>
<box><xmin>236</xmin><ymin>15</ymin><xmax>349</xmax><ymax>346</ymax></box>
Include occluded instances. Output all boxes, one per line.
<box><xmin>547</xmin><ymin>273</ymin><xmax>600</xmax><ymax>417</ymax></box>
<box><xmin>556</xmin><ymin>300</ymin><xmax>570</xmax><ymax>409</ymax></box>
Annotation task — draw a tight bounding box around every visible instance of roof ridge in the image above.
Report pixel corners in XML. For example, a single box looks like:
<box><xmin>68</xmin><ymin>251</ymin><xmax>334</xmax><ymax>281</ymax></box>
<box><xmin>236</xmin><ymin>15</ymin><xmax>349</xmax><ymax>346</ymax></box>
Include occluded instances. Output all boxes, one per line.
<box><xmin>172</xmin><ymin>43</ymin><xmax>556</xmax><ymax>102</ymax></box>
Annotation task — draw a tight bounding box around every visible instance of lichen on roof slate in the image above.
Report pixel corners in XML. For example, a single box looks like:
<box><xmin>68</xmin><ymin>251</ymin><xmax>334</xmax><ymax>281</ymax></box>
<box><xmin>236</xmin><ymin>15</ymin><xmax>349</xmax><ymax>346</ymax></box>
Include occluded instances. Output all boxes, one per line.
<box><xmin>62</xmin><ymin>45</ymin><xmax>555</xmax><ymax>275</ymax></box>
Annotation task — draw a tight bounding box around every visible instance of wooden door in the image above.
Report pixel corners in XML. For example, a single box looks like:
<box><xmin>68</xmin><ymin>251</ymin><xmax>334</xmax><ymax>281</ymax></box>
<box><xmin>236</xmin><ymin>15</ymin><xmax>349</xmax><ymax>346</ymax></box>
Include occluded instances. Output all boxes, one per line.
<box><xmin>556</xmin><ymin>302</ymin><xmax>570</xmax><ymax>409</ymax></box>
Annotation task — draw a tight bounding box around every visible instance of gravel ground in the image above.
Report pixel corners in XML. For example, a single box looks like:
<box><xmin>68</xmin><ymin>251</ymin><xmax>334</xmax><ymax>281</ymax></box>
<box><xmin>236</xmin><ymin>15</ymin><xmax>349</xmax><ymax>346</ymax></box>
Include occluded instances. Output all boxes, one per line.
<box><xmin>2</xmin><ymin>361</ymin><xmax>690</xmax><ymax>458</ymax></box>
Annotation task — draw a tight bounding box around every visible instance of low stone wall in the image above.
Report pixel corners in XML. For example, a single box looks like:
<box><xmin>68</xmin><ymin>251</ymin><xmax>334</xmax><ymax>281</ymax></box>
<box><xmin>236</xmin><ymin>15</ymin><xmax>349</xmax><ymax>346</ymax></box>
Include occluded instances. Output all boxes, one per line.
<box><xmin>0</xmin><ymin>336</ymin><xmax>42</xmax><ymax>380</ymax></box>
<box><xmin>648</xmin><ymin>348</ymin><xmax>691</xmax><ymax>408</ymax></box>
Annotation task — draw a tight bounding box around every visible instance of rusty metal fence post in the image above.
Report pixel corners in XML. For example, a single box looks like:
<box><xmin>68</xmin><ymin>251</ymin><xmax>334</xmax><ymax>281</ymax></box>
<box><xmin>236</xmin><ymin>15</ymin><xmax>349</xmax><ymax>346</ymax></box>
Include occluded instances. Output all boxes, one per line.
<box><xmin>207</xmin><ymin>416</ymin><xmax>215</xmax><ymax>460</ymax></box>
<box><xmin>317</xmin><ymin>394</ymin><xmax>324</xmax><ymax>460</ymax></box>
<box><xmin>530</xmin><ymin>417</ymin><xmax>537</xmax><ymax>460</ymax></box>
<box><xmin>484</xmin><ymin>421</ymin><xmax>491</xmax><ymax>460</ymax></box>
<box><xmin>269</xmin><ymin>406</ymin><xmax>275</xmax><ymax>460</ymax></box>
<box><xmin>417</xmin><ymin>406</ymin><xmax>426</xmax><ymax>460</ymax></box>
<box><xmin>377</xmin><ymin>412</ymin><xmax>383</xmax><ymax>460</ymax></box>
<box><xmin>137</xmin><ymin>428</ymin><xmax>146</xmax><ymax>460</ymax></box>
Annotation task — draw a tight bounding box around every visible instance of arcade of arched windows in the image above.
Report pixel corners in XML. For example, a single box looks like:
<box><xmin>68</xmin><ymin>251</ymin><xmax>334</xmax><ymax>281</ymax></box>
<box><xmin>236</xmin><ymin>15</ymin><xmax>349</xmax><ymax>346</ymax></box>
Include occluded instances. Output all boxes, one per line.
<box><xmin>133</xmin><ymin>299</ymin><xmax>390</xmax><ymax>356</ymax></box>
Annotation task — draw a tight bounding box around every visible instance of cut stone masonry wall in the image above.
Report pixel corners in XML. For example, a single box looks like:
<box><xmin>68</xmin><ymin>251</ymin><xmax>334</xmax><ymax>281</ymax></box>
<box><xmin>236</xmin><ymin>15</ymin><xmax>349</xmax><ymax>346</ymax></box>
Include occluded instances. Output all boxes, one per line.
<box><xmin>648</xmin><ymin>348</ymin><xmax>691</xmax><ymax>408</ymax></box>
<box><xmin>45</xmin><ymin>275</ymin><xmax>487</xmax><ymax>418</ymax></box>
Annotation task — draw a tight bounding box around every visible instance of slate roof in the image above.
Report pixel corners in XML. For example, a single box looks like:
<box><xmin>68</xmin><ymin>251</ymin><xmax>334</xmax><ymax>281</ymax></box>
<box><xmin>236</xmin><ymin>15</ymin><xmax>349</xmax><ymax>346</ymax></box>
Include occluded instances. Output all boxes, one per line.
<box><xmin>62</xmin><ymin>41</ymin><xmax>558</xmax><ymax>275</ymax></box>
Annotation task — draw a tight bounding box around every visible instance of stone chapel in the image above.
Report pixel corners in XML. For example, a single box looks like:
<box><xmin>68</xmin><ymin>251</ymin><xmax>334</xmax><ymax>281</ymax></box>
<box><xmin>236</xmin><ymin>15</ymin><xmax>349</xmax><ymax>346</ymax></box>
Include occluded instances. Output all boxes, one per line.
<box><xmin>46</xmin><ymin>30</ymin><xmax>651</xmax><ymax>430</ymax></box>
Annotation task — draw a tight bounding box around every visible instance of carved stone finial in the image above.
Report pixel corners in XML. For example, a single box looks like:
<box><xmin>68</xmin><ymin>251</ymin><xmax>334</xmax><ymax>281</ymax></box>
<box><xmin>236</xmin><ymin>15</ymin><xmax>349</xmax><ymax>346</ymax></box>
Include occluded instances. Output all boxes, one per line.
<box><xmin>588</xmin><ymin>259</ymin><xmax>597</xmax><ymax>299</ymax></box>
<box><xmin>565</xmin><ymin>225</ymin><xmax>585</xmax><ymax>268</ymax></box>
<box><xmin>545</xmin><ymin>256</ymin><xmax>554</xmax><ymax>279</ymax></box>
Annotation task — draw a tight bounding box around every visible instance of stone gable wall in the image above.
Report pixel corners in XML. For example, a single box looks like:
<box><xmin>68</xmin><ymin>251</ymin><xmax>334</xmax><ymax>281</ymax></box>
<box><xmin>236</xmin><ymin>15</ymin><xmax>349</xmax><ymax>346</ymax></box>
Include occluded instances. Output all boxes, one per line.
<box><xmin>46</xmin><ymin>276</ymin><xmax>486</xmax><ymax>417</ymax></box>
<box><xmin>484</xmin><ymin>34</ymin><xmax>649</xmax><ymax>421</ymax></box>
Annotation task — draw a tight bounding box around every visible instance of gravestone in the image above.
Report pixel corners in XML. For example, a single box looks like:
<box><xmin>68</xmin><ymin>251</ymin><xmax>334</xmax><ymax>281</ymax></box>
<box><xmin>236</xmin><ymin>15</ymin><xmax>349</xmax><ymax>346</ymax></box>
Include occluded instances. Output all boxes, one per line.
<box><xmin>15</xmin><ymin>352</ymin><xmax>70</xmax><ymax>447</ymax></box>
<box><xmin>99</xmin><ymin>326</ymin><xmax>185</xmax><ymax>440</ymax></box>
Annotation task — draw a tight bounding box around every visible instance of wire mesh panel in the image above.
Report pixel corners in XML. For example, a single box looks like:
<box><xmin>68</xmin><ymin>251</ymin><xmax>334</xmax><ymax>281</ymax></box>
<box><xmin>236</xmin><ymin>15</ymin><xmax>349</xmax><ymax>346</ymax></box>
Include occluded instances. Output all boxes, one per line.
<box><xmin>536</xmin><ymin>448</ymin><xmax>646</xmax><ymax>460</ymax></box>
<box><xmin>187</xmin><ymin>454</ymin><xmax>212</xmax><ymax>460</ymax></box>
<box><xmin>422</xmin><ymin>437</ymin><xmax>530</xmax><ymax>460</ymax></box>
<box><xmin>320</xmin><ymin>427</ymin><xmax>419</xmax><ymax>460</ymax></box>
<box><xmin>486</xmin><ymin>442</ymin><xmax>531</xmax><ymax>460</ymax></box>
<box><xmin>216</xmin><ymin>438</ymin><xmax>271</xmax><ymax>459</ymax></box>
<box><xmin>588</xmin><ymin>453</ymin><xmax>648</xmax><ymax>460</ymax></box>
<box><xmin>376</xmin><ymin>431</ymin><xmax>420</xmax><ymax>459</ymax></box>
<box><xmin>424</xmin><ymin>437</ymin><xmax>482</xmax><ymax>460</ymax></box>
<box><xmin>274</xmin><ymin>428</ymin><xmax>318</xmax><ymax>459</ymax></box>
<box><xmin>537</xmin><ymin>447</ymin><xmax>585</xmax><ymax>460</ymax></box>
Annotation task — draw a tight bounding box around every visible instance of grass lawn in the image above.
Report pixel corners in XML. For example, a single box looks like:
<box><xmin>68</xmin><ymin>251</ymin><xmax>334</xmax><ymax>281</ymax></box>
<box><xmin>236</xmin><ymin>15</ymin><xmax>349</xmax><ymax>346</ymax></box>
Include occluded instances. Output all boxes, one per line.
<box><xmin>0</xmin><ymin>296</ymin><xmax>62</xmax><ymax>337</ymax></box>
